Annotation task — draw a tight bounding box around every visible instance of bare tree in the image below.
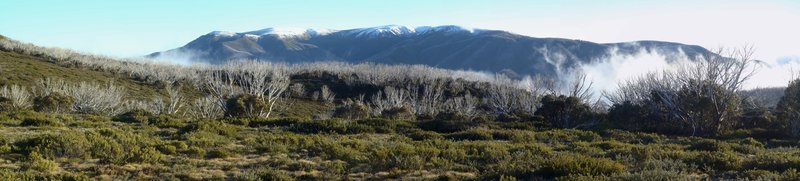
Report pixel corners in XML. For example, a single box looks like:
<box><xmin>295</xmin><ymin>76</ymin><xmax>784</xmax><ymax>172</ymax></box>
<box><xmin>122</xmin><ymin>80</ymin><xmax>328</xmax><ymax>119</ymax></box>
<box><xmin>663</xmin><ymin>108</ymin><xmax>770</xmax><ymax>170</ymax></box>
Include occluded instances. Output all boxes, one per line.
<box><xmin>607</xmin><ymin>46</ymin><xmax>760</xmax><ymax>135</ymax></box>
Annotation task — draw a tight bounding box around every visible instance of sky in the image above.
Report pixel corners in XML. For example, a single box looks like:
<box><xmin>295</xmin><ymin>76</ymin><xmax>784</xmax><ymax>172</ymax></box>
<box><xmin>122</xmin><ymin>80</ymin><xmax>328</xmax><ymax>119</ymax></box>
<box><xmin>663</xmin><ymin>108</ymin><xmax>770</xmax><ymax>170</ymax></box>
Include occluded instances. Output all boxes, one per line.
<box><xmin>1</xmin><ymin>0</ymin><xmax>799</xmax><ymax>87</ymax></box>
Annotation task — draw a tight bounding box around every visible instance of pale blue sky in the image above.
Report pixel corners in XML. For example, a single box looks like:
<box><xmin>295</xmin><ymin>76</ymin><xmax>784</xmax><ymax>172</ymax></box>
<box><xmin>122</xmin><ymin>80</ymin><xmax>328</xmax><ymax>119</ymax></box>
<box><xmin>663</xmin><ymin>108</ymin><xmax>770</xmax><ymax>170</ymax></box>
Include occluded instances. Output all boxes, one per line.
<box><xmin>1</xmin><ymin>0</ymin><xmax>798</xmax><ymax>64</ymax></box>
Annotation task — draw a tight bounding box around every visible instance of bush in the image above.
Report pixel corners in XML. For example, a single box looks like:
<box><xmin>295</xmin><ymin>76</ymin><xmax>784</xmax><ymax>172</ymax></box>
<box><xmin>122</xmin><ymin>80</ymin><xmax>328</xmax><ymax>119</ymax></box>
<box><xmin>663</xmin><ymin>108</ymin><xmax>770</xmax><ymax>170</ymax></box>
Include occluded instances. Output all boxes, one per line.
<box><xmin>33</xmin><ymin>92</ymin><xmax>74</xmax><ymax>113</ymax></box>
<box><xmin>24</xmin><ymin>151</ymin><xmax>58</xmax><ymax>172</ymax></box>
<box><xmin>236</xmin><ymin>167</ymin><xmax>295</xmax><ymax>181</ymax></box>
<box><xmin>419</xmin><ymin>119</ymin><xmax>477</xmax><ymax>133</ymax></box>
<box><xmin>691</xmin><ymin>151</ymin><xmax>743</xmax><ymax>171</ymax></box>
<box><xmin>149</xmin><ymin>115</ymin><xmax>186</xmax><ymax>128</ymax></box>
<box><xmin>127</xmin><ymin>146</ymin><xmax>163</xmax><ymax>163</ymax></box>
<box><xmin>405</xmin><ymin>129</ymin><xmax>444</xmax><ymax>141</ymax></box>
<box><xmin>332</xmin><ymin>102</ymin><xmax>370</xmax><ymax>120</ymax></box>
<box><xmin>184</xmin><ymin>146</ymin><xmax>206</xmax><ymax>158</ymax></box>
<box><xmin>688</xmin><ymin>139</ymin><xmax>731</xmax><ymax>152</ymax></box>
<box><xmin>381</xmin><ymin>106</ymin><xmax>415</xmax><ymax>120</ymax></box>
<box><xmin>26</xmin><ymin>131</ymin><xmax>91</xmax><ymax>159</ymax></box>
<box><xmin>446</xmin><ymin>128</ymin><xmax>494</xmax><ymax>141</ymax></box>
<box><xmin>535</xmin><ymin>95</ymin><xmax>596</xmax><ymax>128</ymax></box>
<box><xmin>744</xmin><ymin>152</ymin><xmax>800</xmax><ymax>172</ymax></box>
<box><xmin>536</xmin><ymin>154</ymin><xmax>624</xmax><ymax>178</ymax></box>
<box><xmin>113</xmin><ymin>109</ymin><xmax>153</xmax><ymax>124</ymax></box>
<box><xmin>19</xmin><ymin>115</ymin><xmax>61</xmax><ymax>127</ymax></box>
<box><xmin>225</xmin><ymin>94</ymin><xmax>267</xmax><ymax>118</ymax></box>
<box><xmin>207</xmin><ymin>149</ymin><xmax>234</xmax><ymax>159</ymax></box>
<box><xmin>290</xmin><ymin>119</ymin><xmax>374</xmax><ymax>134</ymax></box>
<box><xmin>778</xmin><ymin>79</ymin><xmax>800</xmax><ymax>137</ymax></box>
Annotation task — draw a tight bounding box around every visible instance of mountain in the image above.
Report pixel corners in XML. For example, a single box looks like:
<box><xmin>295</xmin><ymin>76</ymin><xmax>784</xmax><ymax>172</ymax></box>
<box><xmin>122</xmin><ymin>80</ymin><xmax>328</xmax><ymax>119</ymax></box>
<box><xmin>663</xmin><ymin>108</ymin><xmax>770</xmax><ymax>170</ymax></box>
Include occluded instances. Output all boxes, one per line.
<box><xmin>149</xmin><ymin>25</ymin><xmax>713</xmax><ymax>77</ymax></box>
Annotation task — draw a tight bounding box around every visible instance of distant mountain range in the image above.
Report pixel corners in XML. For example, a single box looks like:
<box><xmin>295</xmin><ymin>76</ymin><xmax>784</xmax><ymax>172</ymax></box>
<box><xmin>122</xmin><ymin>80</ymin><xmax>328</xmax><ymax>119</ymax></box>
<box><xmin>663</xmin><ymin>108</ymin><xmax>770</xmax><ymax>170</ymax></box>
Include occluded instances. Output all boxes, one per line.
<box><xmin>149</xmin><ymin>25</ymin><xmax>713</xmax><ymax>77</ymax></box>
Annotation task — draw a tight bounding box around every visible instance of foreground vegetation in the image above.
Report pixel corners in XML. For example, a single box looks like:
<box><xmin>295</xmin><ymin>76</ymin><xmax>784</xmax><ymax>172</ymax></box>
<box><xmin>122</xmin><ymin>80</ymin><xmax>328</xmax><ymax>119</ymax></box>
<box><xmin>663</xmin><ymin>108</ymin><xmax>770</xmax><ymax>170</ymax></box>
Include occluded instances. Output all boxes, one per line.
<box><xmin>3</xmin><ymin>111</ymin><xmax>800</xmax><ymax>180</ymax></box>
<box><xmin>2</xmin><ymin>36</ymin><xmax>800</xmax><ymax>180</ymax></box>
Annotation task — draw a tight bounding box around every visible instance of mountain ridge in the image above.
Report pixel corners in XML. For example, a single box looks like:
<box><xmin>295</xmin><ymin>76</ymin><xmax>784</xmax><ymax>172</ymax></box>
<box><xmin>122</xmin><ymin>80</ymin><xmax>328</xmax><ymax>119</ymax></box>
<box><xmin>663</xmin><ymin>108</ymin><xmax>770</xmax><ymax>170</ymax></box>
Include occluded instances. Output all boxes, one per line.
<box><xmin>149</xmin><ymin>25</ymin><xmax>713</xmax><ymax>77</ymax></box>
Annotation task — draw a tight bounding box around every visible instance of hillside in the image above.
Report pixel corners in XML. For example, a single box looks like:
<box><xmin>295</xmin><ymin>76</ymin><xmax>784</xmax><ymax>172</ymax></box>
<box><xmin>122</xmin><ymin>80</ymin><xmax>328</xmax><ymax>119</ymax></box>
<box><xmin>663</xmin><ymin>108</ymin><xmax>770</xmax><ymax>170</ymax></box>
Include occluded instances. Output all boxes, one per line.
<box><xmin>2</xmin><ymin>36</ymin><xmax>800</xmax><ymax>180</ymax></box>
<box><xmin>150</xmin><ymin>25</ymin><xmax>714</xmax><ymax>78</ymax></box>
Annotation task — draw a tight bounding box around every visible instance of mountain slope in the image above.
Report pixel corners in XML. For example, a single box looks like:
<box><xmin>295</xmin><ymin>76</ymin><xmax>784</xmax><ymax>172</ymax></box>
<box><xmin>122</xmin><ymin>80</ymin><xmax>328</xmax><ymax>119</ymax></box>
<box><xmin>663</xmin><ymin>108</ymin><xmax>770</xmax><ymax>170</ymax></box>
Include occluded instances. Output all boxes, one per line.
<box><xmin>150</xmin><ymin>25</ymin><xmax>713</xmax><ymax>77</ymax></box>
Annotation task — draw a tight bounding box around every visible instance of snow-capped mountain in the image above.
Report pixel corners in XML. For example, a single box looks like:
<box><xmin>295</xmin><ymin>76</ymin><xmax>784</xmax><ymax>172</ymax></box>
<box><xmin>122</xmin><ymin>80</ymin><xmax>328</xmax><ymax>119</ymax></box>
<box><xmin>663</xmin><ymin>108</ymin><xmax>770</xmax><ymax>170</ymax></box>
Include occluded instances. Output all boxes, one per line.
<box><xmin>149</xmin><ymin>25</ymin><xmax>713</xmax><ymax>77</ymax></box>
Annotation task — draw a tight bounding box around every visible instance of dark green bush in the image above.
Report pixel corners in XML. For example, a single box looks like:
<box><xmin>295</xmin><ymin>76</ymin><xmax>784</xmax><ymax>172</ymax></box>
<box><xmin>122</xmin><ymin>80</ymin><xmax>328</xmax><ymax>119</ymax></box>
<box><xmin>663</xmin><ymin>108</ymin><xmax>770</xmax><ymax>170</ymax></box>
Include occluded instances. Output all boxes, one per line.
<box><xmin>225</xmin><ymin>94</ymin><xmax>267</xmax><ymax>118</ymax></box>
<box><xmin>128</xmin><ymin>146</ymin><xmax>163</xmax><ymax>164</ymax></box>
<box><xmin>149</xmin><ymin>115</ymin><xmax>186</xmax><ymax>128</ymax></box>
<box><xmin>207</xmin><ymin>149</ymin><xmax>234</xmax><ymax>159</ymax></box>
<box><xmin>19</xmin><ymin>114</ymin><xmax>61</xmax><ymax>127</ymax></box>
<box><xmin>744</xmin><ymin>152</ymin><xmax>800</xmax><ymax>172</ymax></box>
<box><xmin>236</xmin><ymin>167</ymin><xmax>295</xmax><ymax>181</ymax></box>
<box><xmin>332</xmin><ymin>102</ymin><xmax>370</xmax><ymax>120</ymax></box>
<box><xmin>112</xmin><ymin>109</ymin><xmax>153</xmax><ymax>124</ymax></box>
<box><xmin>249</xmin><ymin>117</ymin><xmax>304</xmax><ymax>127</ymax></box>
<box><xmin>419</xmin><ymin>119</ymin><xmax>477</xmax><ymax>133</ymax></box>
<box><xmin>381</xmin><ymin>106</ymin><xmax>415</xmax><ymax>120</ymax></box>
<box><xmin>290</xmin><ymin>119</ymin><xmax>374</xmax><ymax>134</ymax></box>
<box><xmin>691</xmin><ymin>151</ymin><xmax>742</xmax><ymax>171</ymax></box>
<box><xmin>446</xmin><ymin>128</ymin><xmax>494</xmax><ymax>141</ymax></box>
<box><xmin>0</xmin><ymin>97</ymin><xmax>13</xmax><ymax>112</ymax></box>
<box><xmin>184</xmin><ymin>146</ymin><xmax>206</xmax><ymax>158</ymax></box>
<box><xmin>535</xmin><ymin>95</ymin><xmax>597</xmax><ymax>128</ymax></box>
<box><xmin>535</xmin><ymin>154</ymin><xmax>625</xmax><ymax>178</ymax></box>
<box><xmin>688</xmin><ymin>139</ymin><xmax>732</xmax><ymax>152</ymax></box>
<box><xmin>405</xmin><ymin>129</ymin><xmax>444</xmax><ymax>140</ymax></box>
<box><xmin>33</xmin><ymin>92</ymin><xmax>73</xmax><ymax>113</ymax></box>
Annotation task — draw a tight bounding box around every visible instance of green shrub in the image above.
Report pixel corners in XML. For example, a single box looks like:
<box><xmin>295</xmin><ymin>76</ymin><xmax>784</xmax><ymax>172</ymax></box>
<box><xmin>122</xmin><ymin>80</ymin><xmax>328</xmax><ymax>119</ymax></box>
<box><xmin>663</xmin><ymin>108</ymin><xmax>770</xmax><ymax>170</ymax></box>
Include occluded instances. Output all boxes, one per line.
<box><xmin>381</xmin><ymin>106</ymin><xmax>415</xmax><ymax>120</ymax></box>
<box><xmin>688</xmin><ymin>139</ymin><xmax>731</xmax><ymax>152</ymax></box>
<box><xmin>744</xmin><ymin>152</ymin><xmax>800</xmax><ymax>172</ymax></box>
<box><xmin>419</xmin><ymin>119</ymin><xmax>477</xmax><ymax>133</ymax></box>
<box><xmin>332</xmin><ymin>102</ymin><xmax>370</xmax><ymax>120</ymax></box>
<box><xmin>741</xmin><ymin>169</ymin><xmax>781</xmax><ymax>180</ymax></box>
<box><xmin>24</xmin><ymin>151</ymin><xmax>58</xmax><ymax>172</ymax></box>
<box><xmin>157</xmin><ymin>144</ymin><xmax>177</xmax><ymax>155</ymax></box>
<box><xmin>0</xmin><ymin>97</ymin><xmax>12</xmax><ymax>112</ymax></box>
<box><xmin>26</xmin><ymin>131</ymin><xmax>91</xmax><ymax>159</ymax></box>
<box><xmin>535</xmin><ymin>95</ymin><xmax>597</xmax><ymax>128</ymax></box>
<box><xmin>249</xmin><ymin>117</ymin><xmax>304</xmax><ymax>127</ymax></box>
<box><xmin>290</xmin><ymin>119</ymin><xmax>374</xmax><ymax>134</ymax></box>
<box><xmin>113</xmin><ymin>109</ymin><xmax>153</xmax><ymax>124</ymax></box>
<box><xmin>691</xmin><ymin>151</ymin><xmax>743</xmax><ymax>171</ymax></box>
<box><xmin>356</xmin><ymin>118</ymin><xmax>407</xmax><ymax>133</ymax></box>
<box><xmin>207</xmin><ymin>149</ymin><xmax>234</xmax><ymax>159</ymax></box>
<box><xmin>405</xmin><ymin>129</ymin><xmax>444</xmax><ymax>140</ymax></box>
<box><xmin>184</xmin><ymin>146</ymin><xmax>206</xmax><ymax>158</ymax></box>
<box><xmin>446</xmin><ymin>128</ymin><xmax>494</xmax><ymax>141</ymax></box>
<box><xmin>149</xmin><ymin>115</ymin><xmax>186</xmax><ymax>128</ymax></box>
<box><xmin>225</xmin><ymin>94</ymin><xmax>267</xmax><ymax>118</ymax></box>
<box><xmin>236</xmin><ymin>167</ymin><xmax>295</xmax><ymax>181</ymax></box>
<box><xmin>19</xmin><ymin>115</ymin><xmax>61</xmax><ymax>127</ymax></box>
<box><xmin>33</xmin><ymin>92</ymin><xmax>73</xmax><ymax>113</ymax></box>
<box><xmin>536</xmin><ymin>154</ymin><xmax>625</xmax><ymax>178</ymax></box>
<box><xmin>128</xmin><ymin>146</ymin><xmax>163</xmax><ymax>163</ymax></box>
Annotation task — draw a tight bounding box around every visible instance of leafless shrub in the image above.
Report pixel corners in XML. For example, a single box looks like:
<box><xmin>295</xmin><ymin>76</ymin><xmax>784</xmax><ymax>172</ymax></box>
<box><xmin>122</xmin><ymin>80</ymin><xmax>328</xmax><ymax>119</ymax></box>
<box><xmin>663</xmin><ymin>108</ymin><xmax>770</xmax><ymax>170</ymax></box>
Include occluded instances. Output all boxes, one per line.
<box><xmin>409</xmin><ymin>82</ymin><xmax>445</xmax><ymax>117</ymax></box>
<box><xmin>192</xmin><ymin>96</ymin><xmax>223</xmax><ymax>119</ymax></box>
<box><xmin>443</xmin><ymin>93</ymin><xmax>479</xmax><ymax>121</ymax></box>
<box><xmin>0</xmin><ymin>85</ymin><xmax>33</xmax><ymax>110</ymax></box>
<box><xmin>319</xmin><ymin>85</ymin><xmax>335</xmax><ymax>103</ymax></box>
<box><xmin>369</xmin><ymin>86</ymin><xmax>411</xmax><ymax>116</ymax></box>
<box><xmin>289</xmin><ymin>83</ymin><xmax>305</xmax><ymax>98</ymax></box>
<box><xmin>66</xmin><ymin>81</ymin><xmax>126</xmax><ymax>116</ymax></box>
